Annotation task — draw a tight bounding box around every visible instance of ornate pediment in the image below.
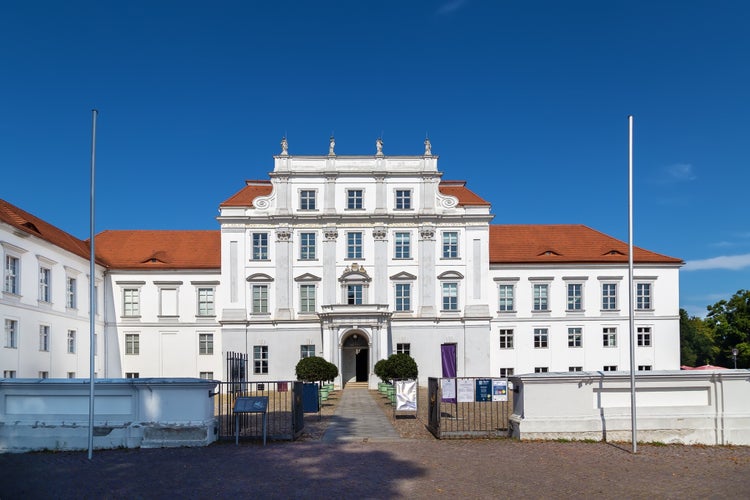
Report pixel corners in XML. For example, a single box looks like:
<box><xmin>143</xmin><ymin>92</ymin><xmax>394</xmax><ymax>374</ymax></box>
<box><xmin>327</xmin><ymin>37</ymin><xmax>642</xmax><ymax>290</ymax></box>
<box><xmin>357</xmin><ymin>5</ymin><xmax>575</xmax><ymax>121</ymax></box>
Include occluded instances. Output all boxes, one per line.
<box><xmin>246</xmin><ymin>273</ymin><xmax>274</xmax><ymax>282</ymax></box>
<box><xmin>437</xmin><ymin>270</ymin><xmax>464</xmax><ymax>280</ymax></box>
<box><xmin>390</xmin><ymin>271</ymin><xmax>417</xmax><ymax>281</ymax></box>
<box><xmin>294</xmin><ymin>273</ymin><xmax>321</xmax><ymax>282</ymax></box>
<box><xmin>338</xmin><ymin>263</ymin><xmax>371</xmax><ymax>283</ymax></box>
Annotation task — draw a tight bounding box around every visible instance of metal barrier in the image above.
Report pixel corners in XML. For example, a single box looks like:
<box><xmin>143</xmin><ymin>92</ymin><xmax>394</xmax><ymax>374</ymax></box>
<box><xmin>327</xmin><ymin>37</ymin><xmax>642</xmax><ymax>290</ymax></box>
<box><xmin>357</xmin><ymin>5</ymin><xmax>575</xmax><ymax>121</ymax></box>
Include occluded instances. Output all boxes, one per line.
<box><xmin>214</xmin><ymin>380</ymin><xmax>303</xmax><ymax>442</ymax></box>
<box><xmin>426</xmin><ymin>377</ymin><xmax>512</xmax><ymax>439</ymax></box>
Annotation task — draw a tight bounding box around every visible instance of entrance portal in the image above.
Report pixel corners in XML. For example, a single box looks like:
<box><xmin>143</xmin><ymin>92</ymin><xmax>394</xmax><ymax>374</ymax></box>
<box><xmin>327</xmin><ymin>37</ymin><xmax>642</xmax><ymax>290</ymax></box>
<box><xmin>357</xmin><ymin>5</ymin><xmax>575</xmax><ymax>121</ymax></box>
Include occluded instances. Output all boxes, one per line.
<box><xmin>355</xmin><ymin>348</ymin><xmax>369</xmax><ymax>382</ymax></box>
<box><xmin>342</xmin><ymin>332</ymin><xmax>369</xmax><ymax>385</ymax></box>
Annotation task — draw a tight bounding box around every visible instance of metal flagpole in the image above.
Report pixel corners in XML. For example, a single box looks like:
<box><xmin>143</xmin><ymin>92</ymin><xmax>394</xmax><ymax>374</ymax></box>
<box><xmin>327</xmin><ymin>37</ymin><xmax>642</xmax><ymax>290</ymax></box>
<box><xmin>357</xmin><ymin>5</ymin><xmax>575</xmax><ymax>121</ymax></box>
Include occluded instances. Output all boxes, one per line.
<box><xmin>628</xmin><ymin>115</ymin><xmax>638</xmax><ymax>453</ymax></box>
<box><xmin>88</xmin><ymin>109</ymin><xmax>98</xmax><ymax>460</ymax></box>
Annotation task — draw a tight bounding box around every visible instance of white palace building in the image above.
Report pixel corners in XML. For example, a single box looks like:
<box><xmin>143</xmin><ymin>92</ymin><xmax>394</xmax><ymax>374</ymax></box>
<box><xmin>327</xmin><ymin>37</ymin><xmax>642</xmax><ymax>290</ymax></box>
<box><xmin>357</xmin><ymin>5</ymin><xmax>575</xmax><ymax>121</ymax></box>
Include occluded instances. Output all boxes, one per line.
<box><xmin>1</xmin><ymin>138</ymin><xmax>683</xmax><ymax>387</ymax></box>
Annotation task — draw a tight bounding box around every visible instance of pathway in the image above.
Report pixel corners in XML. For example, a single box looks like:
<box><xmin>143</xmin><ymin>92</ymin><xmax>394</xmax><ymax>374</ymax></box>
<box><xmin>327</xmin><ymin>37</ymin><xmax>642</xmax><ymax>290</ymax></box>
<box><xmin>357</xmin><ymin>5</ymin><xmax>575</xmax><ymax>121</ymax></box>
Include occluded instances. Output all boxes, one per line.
<box><xmin>321</xmin><ymin>385</ymin><xmax>402</xmax><ymax>443</ymax></box>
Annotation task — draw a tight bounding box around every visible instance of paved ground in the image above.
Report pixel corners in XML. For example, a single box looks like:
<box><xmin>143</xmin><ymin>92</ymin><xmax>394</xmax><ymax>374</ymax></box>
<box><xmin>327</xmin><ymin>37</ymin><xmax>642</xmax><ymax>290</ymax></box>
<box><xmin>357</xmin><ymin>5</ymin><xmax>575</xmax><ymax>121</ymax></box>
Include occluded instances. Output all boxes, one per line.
<box><xmin>1</xmin><ymin>388</ymin><xmax>749</xmax><ymax>499</ymax></box>
<box><xmin>322</xmin><ymin>387</ymin><xmax>401</xmax><ymax>443</ymax></box>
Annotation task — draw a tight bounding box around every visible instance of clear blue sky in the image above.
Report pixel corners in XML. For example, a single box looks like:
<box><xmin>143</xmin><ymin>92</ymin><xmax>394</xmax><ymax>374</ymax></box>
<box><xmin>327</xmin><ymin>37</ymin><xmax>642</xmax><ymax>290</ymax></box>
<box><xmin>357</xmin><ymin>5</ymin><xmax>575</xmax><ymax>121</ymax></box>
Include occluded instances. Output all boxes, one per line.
<box><xmin>2</xmin><ymin>1</ymin><xmax>748</xmax><ymax>317</ymax></box>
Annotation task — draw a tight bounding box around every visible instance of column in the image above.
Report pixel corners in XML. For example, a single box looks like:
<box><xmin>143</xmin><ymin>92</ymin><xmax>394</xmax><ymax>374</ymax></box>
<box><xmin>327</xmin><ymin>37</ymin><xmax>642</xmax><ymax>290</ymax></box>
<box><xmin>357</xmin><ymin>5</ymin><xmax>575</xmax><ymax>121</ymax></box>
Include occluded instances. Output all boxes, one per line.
<box><xmin>418</xmin><ymin>224</ymin><xmax>436</xmax><ymax>316</ymax></box>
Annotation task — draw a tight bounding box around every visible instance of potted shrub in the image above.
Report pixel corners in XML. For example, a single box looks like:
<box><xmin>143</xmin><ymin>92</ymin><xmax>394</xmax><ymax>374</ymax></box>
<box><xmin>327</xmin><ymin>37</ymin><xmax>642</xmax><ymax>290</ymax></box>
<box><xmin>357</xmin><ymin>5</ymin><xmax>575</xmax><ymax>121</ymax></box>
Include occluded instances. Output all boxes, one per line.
<box><xmin>295</xmin><ymin>356</ymin><xmax>339</xmax><ymax>408</ymax></box>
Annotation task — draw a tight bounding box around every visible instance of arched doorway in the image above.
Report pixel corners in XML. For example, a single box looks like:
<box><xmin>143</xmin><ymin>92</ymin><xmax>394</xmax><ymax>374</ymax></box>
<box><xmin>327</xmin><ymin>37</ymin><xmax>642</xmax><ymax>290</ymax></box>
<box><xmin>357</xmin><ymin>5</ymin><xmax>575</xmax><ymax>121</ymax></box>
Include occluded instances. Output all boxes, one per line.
<box><xmin>342</xmin><ymin>332</ymin><xmax>369</xmax><ymax>385</ymax></box>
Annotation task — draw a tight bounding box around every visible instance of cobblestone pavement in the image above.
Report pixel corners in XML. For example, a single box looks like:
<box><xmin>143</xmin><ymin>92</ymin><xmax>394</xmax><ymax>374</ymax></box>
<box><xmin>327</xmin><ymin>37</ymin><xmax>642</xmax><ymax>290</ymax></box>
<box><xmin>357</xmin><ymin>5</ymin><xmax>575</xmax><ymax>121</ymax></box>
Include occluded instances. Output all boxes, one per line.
<box><xmin>322</xmin><ymin>387</ymin><xmax>402</xmax><ymax>443</ymax></box>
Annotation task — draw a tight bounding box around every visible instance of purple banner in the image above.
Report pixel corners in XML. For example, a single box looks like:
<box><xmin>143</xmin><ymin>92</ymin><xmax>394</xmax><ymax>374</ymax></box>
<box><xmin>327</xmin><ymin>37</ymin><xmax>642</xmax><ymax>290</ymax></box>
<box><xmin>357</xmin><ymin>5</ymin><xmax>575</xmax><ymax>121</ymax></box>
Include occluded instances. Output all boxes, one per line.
<box><xmin>441</xmin><ymin>344</ymin><xmax>457</xmax><ymax>377</ymax></box>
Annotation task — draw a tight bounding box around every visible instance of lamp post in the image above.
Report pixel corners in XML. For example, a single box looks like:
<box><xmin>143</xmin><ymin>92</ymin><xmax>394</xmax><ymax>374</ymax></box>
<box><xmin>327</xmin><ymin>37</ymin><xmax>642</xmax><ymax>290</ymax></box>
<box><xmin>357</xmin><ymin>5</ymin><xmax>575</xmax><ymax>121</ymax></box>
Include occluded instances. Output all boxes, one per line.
<box><xmin>732</xmin><ymin>348</ymin><xmax>738</xmax><ymax>369</ymax></box>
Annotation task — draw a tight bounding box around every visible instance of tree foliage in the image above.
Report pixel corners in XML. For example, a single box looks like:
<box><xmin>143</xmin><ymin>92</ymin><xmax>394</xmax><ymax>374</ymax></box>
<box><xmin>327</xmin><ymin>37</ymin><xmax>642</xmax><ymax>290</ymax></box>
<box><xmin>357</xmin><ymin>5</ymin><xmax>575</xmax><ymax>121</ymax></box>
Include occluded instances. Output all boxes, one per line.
<box><xmin>295</xmin><ymin>356</ymin><xmax>339</xmax><ymax>383</ymax></box>
<box><xmin>705</xmin><ymin>289</ymin><xmax>750</xmax><ymax>368</ymax></box>
<box><xmin>374</xmin><ymin>353</ymin><xmax>418</xmax><ymax>382</ymax></box>
<box><xmin>679</xmin><ymin>309</ymin><xmax>718</xmax><ymax>366</ymax></box>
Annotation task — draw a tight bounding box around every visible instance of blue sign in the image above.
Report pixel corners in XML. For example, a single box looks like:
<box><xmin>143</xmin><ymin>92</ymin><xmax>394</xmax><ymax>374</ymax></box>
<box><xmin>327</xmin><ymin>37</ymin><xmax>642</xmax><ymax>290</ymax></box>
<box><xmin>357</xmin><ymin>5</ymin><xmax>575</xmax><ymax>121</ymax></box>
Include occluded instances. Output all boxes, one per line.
<box><xmin>475</xmin><ymin>379</ymin><xmax>492</xmax><ymax>402</ymax></box>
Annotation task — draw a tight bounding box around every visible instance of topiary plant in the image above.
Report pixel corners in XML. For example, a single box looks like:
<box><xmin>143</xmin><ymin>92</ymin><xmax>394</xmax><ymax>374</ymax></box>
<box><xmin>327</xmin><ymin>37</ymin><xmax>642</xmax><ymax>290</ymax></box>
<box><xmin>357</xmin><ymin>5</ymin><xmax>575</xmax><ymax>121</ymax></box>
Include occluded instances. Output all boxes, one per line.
<box><xmin>295</xmin><ymin>356</ymin><xmax>338</xmax><ymax>383</ymax></box>
<box><xmin>386</xmin><ymin>353</ymin><xmax>418</xmax><ymax>380</ymax></box>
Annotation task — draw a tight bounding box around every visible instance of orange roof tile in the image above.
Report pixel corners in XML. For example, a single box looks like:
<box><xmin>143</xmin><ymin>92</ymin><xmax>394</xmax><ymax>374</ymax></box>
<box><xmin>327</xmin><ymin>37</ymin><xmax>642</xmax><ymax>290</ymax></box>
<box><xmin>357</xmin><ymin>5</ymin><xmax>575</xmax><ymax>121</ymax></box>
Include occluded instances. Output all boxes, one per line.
<box><xmin>0</xmin><ymin>198</ymin><xmax>93</xmax><ymax>261</ymax></box>
<box><xmin>220</xmin><ymin>180</ymin><xmax>273</xmax><ymax>207</ymax></box>
<box><xmin>489</xmin><ymin>225</ymin><xmax>682</xmax><ymax>265</ymax></box>
<box><xmin>438</xmin><ymin>181</ymin><xmax>491</xmax><ymax>206</ymax></box>
<box><xmin>95</xmin><ymin>230</ymin><xmax>220</xmax><ymax>270</ymax></box>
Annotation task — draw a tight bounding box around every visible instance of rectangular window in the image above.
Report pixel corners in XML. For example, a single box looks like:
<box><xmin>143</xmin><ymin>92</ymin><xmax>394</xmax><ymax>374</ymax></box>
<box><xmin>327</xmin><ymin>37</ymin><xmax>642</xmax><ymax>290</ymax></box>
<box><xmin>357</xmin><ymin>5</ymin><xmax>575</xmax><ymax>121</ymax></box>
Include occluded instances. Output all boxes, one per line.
<box><xmin>4</xmin><ymin>255</ymin><xmax>19</xmax><ymax>294</ymax></box>
<box><xmin>396</xmin><ymin>343</ymin><xmax>411</xmax><ymax>355</ymax></box>
<box><xmin>442</xmin><ymin>231</ymin><xmax>459</xmax><ymax>258</ymax></box>
<box><xmin>534</xmin><ymin>328</ymin><xmax>549</xmax><ymax>348</ymax></box>
<box><xmin>197</xmin><ymin>287</ymin><xmax>215</xmax><ymax>316</ymax></box>
<box><xmin>3</xmin><ymin>370</ymin><xmax>16</xmax><ymax>378</ymax></box>
<box><xmin>568</xmin><ymin>327</ymin><xmax>583</xmax><ymax>348</ymax></box>
<box><xmin>442</xmin><ymin>282</ymin><xmax>458</xmax><ymax>311</ymax></box>
<box><xmin>637</xmin><ymin>326</ymin><xmax>652</xmax><ymax>346</ymax></box>
<box><xmin>499</xmin><ymin>368</ymin><xmax>514</xmax><ymax>378</ymax></box>
<box><xmin>395</xmin><ymin>283</ymin><xmax>411</xmax><ymax>312</ymax></box>
<box><xmin>66</xmin><ymin>277</ymin><xmax>77</xmax><ymax>308</ymax></box>
<box><xmin>67</xmin><ymin>372</ymin><xmax>76</xmax><ymax>379</ymax></box>
<box><xmin>395</xmin><ymin>189</ymin><xmax>412</xmax><ymax>210</ymax></box>
<box><xmin>67</xmin><ymin>330</ymin><xmax>76</xmax><ymax>354</ymax></box>
<box><xmin>534</xmin><ymin>367</ymin><xmax>549</xmax><ymax>373</ymax></box>
<box><xmin>533</xmin><ymin>284</ymin><xmax>548</xmax><ymax>311</ymax></box>
<box><xmin>300</xmin><ymin>284</ymin><xmax>316</xmax><ymax>313</ymax></box>
<box><xmin>638</xmin><ymin>365</ymin><xmax>652</xmax><ymax>371</ymax></box>
<box><xmin>499</xmin><ymin>329</ymin><xmax>514</xmax><ymax>349</ymax></box>
<box><xmin>603</xmin><ymin>327</ymin><xmax>617</xmax><ymax>347</ymax></box>
<box><xmin>602</xmin><ymin>283</ymin><xmax>617</xmax><ymax>310</ymax></box>
<box><xmin>199</xmin><ymin>333</ymin><xmax>214</xmax><ymax>355</ymax></box>
<box><xmin>498</xmin><ymin>284</ymin><xmax>514</xmax><ymax>312</ymax></box>
<box><xmin>126</xmin><ymin>372</ymin><xmax>140</xmax><ymax>379</ymax></box>
<box><xmin>39</xmin><ymin>267</ymin><xmax>51</xmax><ymax>302</ymax></box>
<box><xmin>252</xmin><ymin>233</ymin><xmax>269</xmax><ymax>260</ymax></box>
<box><xmin>123</xmin><ymin>288</ymin><xmax>140</xmax><ymax>317</ymax></box>
<box><xmin>252</xmin><ymin>285</ymin><xmax>269</xmax><ymax>313</ymax></box>
<box><xmin>636</xmin><ymin>283</ymin><xmax>652</xmax><ymax>310</ymax></box>
<box><xmin>125</xmin><ymin>333</ymin><xmax>140</xmax><ymax>355</ymax></box>
<box><xmin>347</xmin><ymin>284</ymin><xmax>363</xmax><ymax>305</ymax></box>
<box><xmin>300</xmin><ymin>232</ymin><xmax>317</xmax><ymax>260</ymax></box>
<box><xmin>299</xmin><ymin>190</ymin><xmax>316</xmax><ymax>210</ymax></box>
<box><xmin>5</xmin><ymin>319</ymin><xmax>18</xmax><ymax>348</ymax></box>
<box><xmin>603</xmin><ymin>365</ymin><xmax>618</xmax><ymax>372</ymax></box>
<box><xmin>300</xmin><ymin>345</ymin><xmax>315</xmax><ymax>358</ymax></box>
<box><xmin>254</xmin><ymin>345</ymin><xmax>269</xmax><ymax>374</ymax></box>
<box><xmin>347</xmin><ymin>232</ymin><xmax>363</xmax><ymax>259</ymax></box>
<box><xmin>347</xmin><ymin>189</ymin><xmax>363</xmax><ymax>210</ymax></box>
<box><xmin>569</xmin><ymin>366</ymin><xmax>583</xmax><ymax>372</ymax></box>
<box><xmin>567</xmin><ymin>283</ymin><xmax>582</xmax><ymax>311</ymax></box>
<box><xmin>39</xmin><ymin>325</ymin><xmax>50</xmax><ymax>351</ymax></box>
<box><xmin>199</xmin><ymin>371</ymin><xmax>214</xmax><ymax>380</ymax></box>
<box><xmin>39</xmin><ymin>371</ymin><xmax>49</xmax><ymax>379</ymax></box>
<box><xmin>394</xmin><ymin>232</ymin><xmax>411</xmax><ymax>259</ymax></box>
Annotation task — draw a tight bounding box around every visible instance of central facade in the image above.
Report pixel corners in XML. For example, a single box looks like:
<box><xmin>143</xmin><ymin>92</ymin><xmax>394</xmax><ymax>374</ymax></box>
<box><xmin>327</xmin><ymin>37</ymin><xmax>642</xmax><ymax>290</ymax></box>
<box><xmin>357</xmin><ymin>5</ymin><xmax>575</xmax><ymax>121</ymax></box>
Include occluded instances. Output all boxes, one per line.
<box><xmin>218</xmin><ymin>140</ymin><xmax>495</xmax><ymax>387</ymax></box>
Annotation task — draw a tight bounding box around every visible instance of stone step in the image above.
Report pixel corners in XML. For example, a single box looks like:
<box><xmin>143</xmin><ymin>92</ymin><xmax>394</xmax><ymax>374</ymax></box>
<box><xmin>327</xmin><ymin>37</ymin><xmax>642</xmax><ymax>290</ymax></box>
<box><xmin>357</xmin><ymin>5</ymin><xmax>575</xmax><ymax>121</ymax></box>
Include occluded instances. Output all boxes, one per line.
<box><xmin>345</xmin><ymin>381</ymin><xmax>369</xmax><ymax>389</ymax></box>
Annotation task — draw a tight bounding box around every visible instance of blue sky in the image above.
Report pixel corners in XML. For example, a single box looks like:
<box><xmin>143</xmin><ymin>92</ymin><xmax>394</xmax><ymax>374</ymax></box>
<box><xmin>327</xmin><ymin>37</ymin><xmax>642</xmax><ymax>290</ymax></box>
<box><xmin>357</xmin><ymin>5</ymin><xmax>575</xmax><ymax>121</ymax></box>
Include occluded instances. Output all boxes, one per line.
<box><xmin>1</xmin><ymin>1</ymin><xmax>748</xmax><ymax>317</ymax></box>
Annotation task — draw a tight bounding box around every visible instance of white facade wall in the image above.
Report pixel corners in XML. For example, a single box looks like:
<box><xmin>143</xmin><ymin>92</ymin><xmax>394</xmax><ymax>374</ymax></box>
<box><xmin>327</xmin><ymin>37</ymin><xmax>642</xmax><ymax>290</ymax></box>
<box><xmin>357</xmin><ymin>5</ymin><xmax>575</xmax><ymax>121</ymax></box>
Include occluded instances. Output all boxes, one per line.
<box><xmin>1</xmin><ymin>225</ymin><xmax>105</xmax><ymax>379</ymax></box>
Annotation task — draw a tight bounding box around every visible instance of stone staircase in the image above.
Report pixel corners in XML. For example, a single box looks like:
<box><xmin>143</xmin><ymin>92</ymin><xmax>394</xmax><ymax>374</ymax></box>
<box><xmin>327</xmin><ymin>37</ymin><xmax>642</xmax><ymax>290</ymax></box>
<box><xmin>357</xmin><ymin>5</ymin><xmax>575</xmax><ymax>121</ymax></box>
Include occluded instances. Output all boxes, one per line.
<box><xmin>344</xmin><ymin>381</ymin><xmax>369</xmax><ymax>389</ymax></box>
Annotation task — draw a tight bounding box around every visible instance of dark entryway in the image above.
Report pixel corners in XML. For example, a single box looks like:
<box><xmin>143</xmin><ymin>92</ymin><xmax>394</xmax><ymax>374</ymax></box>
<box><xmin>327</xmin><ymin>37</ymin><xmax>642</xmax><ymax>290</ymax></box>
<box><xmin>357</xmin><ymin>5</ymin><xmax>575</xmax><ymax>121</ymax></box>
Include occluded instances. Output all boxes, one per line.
<box><xmin>356</xmin><ymin>348</ymin><xmax>369</xmax><ymax>381</ymax></box>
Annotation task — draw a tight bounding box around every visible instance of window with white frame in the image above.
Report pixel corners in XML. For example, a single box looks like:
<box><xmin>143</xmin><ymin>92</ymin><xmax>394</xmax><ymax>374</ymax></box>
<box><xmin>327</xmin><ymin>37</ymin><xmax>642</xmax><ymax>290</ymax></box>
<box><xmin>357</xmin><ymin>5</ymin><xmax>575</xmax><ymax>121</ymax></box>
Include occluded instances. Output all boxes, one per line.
<box><xmin>251</xmin><ymin>233</ymin><xmax>269</xmax><ymax>260</ymax></box>
<box><xmin>603</xmin><ymin>365</ymin><xmax>618</xmax><ymax>371</ymax></box>
<box><xmin>125</xmin><ymin>333</ymin><xmax>139</xmax><ymax>355</ymax></box>
<box><xmin>394</xmin><ymin>232</ymin><xmax>411</xmax><ymax>259</ymax></box>
<box><xmin>252</xmin><ymin>284</ymin><xmax>269</xmax><ymax>313</ymax></box>
<box><xmin>534</xmin><ymin>328</ymin><xmax>549</xmax><ymax>348</ymax></box>
<box><xmin>346</xmin><ymin>232</ymin><xmax>363</xmax><ymax>259</ymax></box>
<box><xmin>395</xmin><ymin>189</ymin><xmax>412</xmax><ymax>210</ymax></box>
<box><xmin>39</xmin><ymin>267</ymin><xmax>51</xmax><ymax>302</ymax></box>
<box><xmin>5</xmin><ymin>319</ymin><xmax>18</xmax><ymax>348</ymax></box>
<box><xmin>66</xmin><ymin>277</ymin><xmax>77</xmax><ymax>309</ymax></box>
<box><xmin>4</xmin><ymin>255</ymin><xmax>20</xmax><ymax>294</ymax></box>
<box><xmin>254</xmin><ymin>345</ymin><xmax>268</xmax><ymax>374</ymax></box>
<box><xmin>347</xmin><ymin>189</ymin><xmax>363</xmax><ymax>210</ymax></box>
<box><xmin>197</xmin><ymin>287</ymin><xmax>215</xmax><ymax>316</ymax></box>
<box><xmin>299</xmin><ymin>190</ymin><xmax>316</xmax><ymax>210</ymax></box>
<box><xmin>3</xmin><ymin>370</ymin><xmax>16</xmax><ymax>378</ymax></box>
<box><xmin>126</xmin><ymin>372</ymin><xmax>140</xmax><ymax>379</ymax></box>
<box><xmin>533</xmin><ymin>283</ymin><xmax>549</xmax><ymax>311</ymax></box>
<box><xmin>568</xmin><ymin>327</ymin><xmax>582</xmax><ymax>347</ymax></box>
<box><xmin>300</xmin><ymin>284</ymin><xmax>316</xmax><ymax>313</ymax></box>
<box><xmin>123</xmin><ymin>288</ymin><xmax>140</xmax><ymax>317</ymax></box>
<box><xmin>567</xmin><ymin>283</ymin><xmax>583</xmax><ymax>311</ymax></box>
<box><xmin>638</xmin><ymin>365</ymin><xmax>652</xmax><ymax>371</ymax></box>
<box><xmin>199</xmin><ymin>333</ymin><xmax>214</xmax><ymax>355</ymax></box>
<box><xmin>603</xmin><ymin>327</ymin><xmax>617</xmax><ymax>347</ymax></box>
<box><xmin>442</xmin><ymin>231</ymin><xmax>459</xmax><ymax>259</ymax></box>
<box><xmin>637</xmin><ymin>326</ymin><xmax>652</xmax><ymax>346</ymax></box>
<box><xmin>534</xmin><ymin>367</ymin><xmax>549</xmax><ymax>373</ymax></box>
<box><xmin>39</xmin><ymin>371</ymin><xmax>49</xmax><ymax>379</ymax></box>
<box><xmin>499</xmin><ymin>329</ymin><xmax>514</xmax><ymax>349</ymax></box>
<box><xmin>442</xmin><ymin>282</ymin><xmax>458</xmax><ymax>311</ymax></box>
<box><xmin>602</xmin><ymin>283</ymin><xmax>617</xmax><ymax>310</ymax></box>
<box><xmin>67</xmin><ymin>372</ymin><xmax>76</xmax><ymax>378</ymax></box>
<box><xmin>347</xmin><ymin>284</ymin><xmax>363</xmax><ymax>305</ymax></box>
<box><xmin>300</xmin><ymin>232</ymin><xmax>316</xmax><ymax>260</ymax></box>
<box><xmin>636</xmin><ymin>283</ymin><xmax>652</xmax><ymax>310</ymax></box>
<box><xmin>199</xmin><ymin>371</ymin><xmax>214</xmax><ymax>380</ymax></box>
<box><xmin>300</xmin><ymin>345</ymin><xmax>315</xmax><ymax>358</ymax></box>
<box><xmin>159</xmin><ymin>287</ymin><xmax>178</xmax><ymax>317</ymax></box>
<box><xmin>498</xmin><ymin>284</ymin><xmax>515</xmax><ymax>312</ymax></box>
<box><xmin>396</xmin><ymin>343</ymin><xmax>411</xmax><ymax>355</ymax></box>
<box><xmin>499</xmin><ymin>368</ymin><xmax>514</xmax><ymax>378</ymax></box>
<box><xmin>67</xmin><ymin>330</ymin><xmax>76</xmax><ymax>354</ymax></box>
<box><xmin>39</xmin><ymin>325</ymin><xmax>49</xmax><ymax>351</ymax></box>
<box><xmin>395</xmin><ymin>283</ymin><xmax>411</xmax><ymax>311</ymax></box>
<box><xmin>569</xmin><ymin>366</ymin><xmax>583</xmax><ymax>372</ymax></box>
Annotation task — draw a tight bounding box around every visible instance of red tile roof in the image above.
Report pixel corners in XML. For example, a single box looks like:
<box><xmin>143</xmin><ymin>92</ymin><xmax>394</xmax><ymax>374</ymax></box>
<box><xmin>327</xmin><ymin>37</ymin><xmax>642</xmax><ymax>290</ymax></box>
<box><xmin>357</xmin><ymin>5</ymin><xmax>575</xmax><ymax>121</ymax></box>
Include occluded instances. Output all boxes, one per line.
<box><xmin>489</xmin><ymin>225</ymin><xmax>683</xmax><ymax>264</ymax></box>
<box><xmin>0</xmin><ymin>199</ymin><xmax>93</xmax><ymax>261</ymax></box>
<box><xmin>220</xmin><ymin>180</ymin><xmax>273</xmax><ymax>207</ymax></box>
<box><xmin>438</xmin><ymin>181</ymin><xmax>491</xmax><ymax>206</ymax></box>
<box><xmin>95</xmin><ymin>230</ymin><xmax>220</xmax><ymax>270</ymax></box>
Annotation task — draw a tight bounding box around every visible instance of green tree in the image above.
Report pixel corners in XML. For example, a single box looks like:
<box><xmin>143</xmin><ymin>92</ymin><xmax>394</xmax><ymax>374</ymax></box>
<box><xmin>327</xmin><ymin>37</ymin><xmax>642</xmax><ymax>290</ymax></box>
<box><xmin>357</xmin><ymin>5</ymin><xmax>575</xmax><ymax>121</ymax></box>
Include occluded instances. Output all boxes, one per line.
<box><xmin>705</xmin><ymin>289</ymin><xmax>750</xmax><ymax>368</ymax></box>
<box><xmin>679</xmin><ymin>308</ymin><xmax>718</xmax><ymax>366</ymax></box>
<box><xmin>377</xmin><ymin>353</ymin><xmax>419</xmax><ymax>381</ymax></box>
<box><xmin>295</xmin><ymin>356</ymin><xmax>339</xmax><ymax>383</ymax></box>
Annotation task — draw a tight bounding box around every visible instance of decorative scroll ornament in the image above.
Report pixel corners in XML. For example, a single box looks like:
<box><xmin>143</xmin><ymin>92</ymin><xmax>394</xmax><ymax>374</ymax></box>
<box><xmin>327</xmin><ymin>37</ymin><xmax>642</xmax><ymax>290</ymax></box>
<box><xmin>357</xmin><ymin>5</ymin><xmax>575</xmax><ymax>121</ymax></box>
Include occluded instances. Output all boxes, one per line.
<box><xmin>324</xmin><ymin>228</ymin><xmax>339</xmax><ymax>241</ymax></box>
<box><xmin>420</xmin><ymin>226</ymin><xmax>435</xmax><ymax>240</ymax></box>
<box><xmin>276</xmin><ymin>229</ymin><xmax>292</xmax><ymax>241</ymax></box>
<box><xmin>372</xmin><ymin>228</ymin><xmax>387</xmax><ymax>240</ymax></box>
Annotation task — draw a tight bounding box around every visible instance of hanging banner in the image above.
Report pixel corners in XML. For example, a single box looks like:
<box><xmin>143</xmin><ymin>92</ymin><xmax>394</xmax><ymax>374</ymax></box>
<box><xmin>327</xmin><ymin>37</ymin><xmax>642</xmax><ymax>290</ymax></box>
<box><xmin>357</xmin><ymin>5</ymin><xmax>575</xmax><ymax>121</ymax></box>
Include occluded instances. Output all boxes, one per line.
<box><xmin>441</xmin><ymin>378</ymin><xmax>456</xmax><ymax>403</ymax></box>
<box><xmin>457</xmin><ymin>378</ymin><xmax>474</xmax><ymax>403</ymax></box>
<box><xmin>475</xmin><ymin>379</ymin><xmax>492</xmax><ymax>402</ymax></box>
<box><xmin>492</xmin><ymin>379</ymin><xmax>508</xmax><ymax>402</ymax></box>
<box><xmin>396</xmin><ymin>380</ymin><xmax>418</xmax><ymax>411</ymax></box>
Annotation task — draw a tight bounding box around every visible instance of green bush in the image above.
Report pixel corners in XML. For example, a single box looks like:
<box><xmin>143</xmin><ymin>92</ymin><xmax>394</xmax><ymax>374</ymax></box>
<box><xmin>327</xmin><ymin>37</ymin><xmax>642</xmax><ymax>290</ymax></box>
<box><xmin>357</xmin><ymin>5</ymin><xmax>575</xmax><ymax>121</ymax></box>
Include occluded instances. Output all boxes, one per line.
<box><xmin>376</xmin><ymin>353</ymin><xmax>418</xmax><ymax>382</ymax></box>
<box><xmin>295</xmin><ymin>356</ymin><xmax>338</xmax><ymax>383</ymax></box>
<box><xmin>374</xmin><ymin>359</ymin><xmax>388</xmax><ymax>381</ymax></box>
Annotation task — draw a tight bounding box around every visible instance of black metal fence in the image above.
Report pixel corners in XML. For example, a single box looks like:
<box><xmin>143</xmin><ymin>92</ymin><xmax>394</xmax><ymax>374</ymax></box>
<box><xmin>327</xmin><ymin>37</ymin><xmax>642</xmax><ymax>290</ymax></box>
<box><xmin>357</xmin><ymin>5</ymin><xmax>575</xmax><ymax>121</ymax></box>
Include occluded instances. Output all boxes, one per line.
<box><xmin>427</xmin><ymin>377</ymin><xmax>512</xmax><ymax>439</ymax></box>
